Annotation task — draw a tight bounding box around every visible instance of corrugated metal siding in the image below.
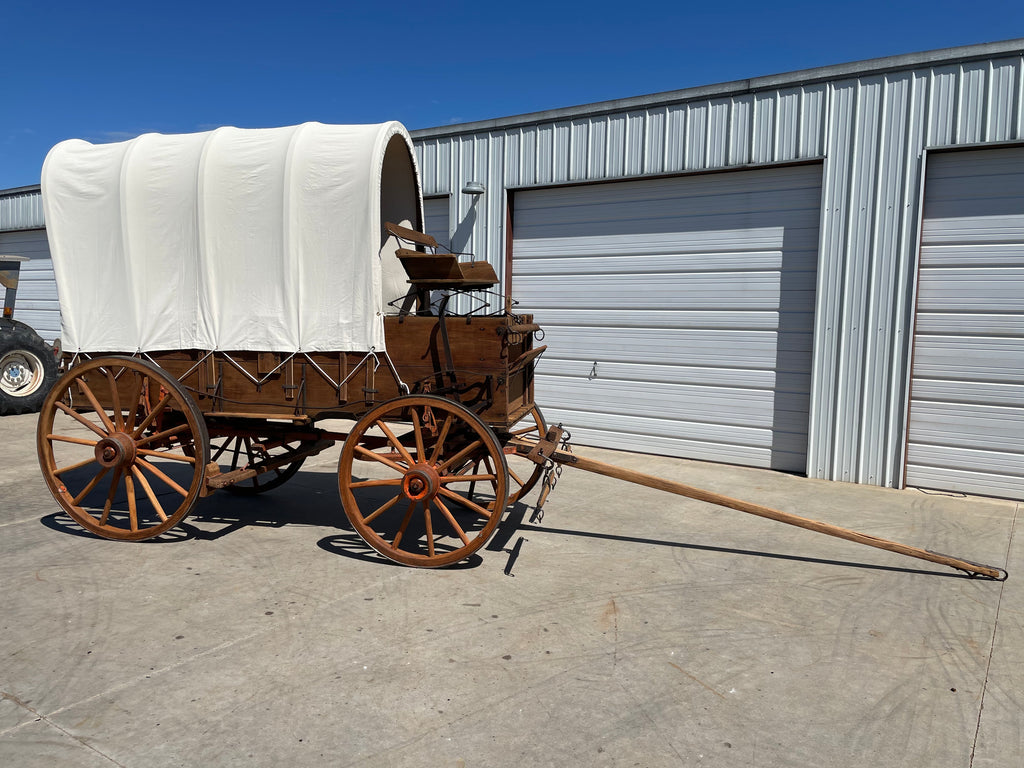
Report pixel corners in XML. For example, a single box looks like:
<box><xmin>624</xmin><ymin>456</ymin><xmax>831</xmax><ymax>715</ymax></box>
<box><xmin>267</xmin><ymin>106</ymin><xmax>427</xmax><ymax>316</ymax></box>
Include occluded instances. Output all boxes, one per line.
<box><xmin>0</xmin><ymin>186</ymin><xmax>45</xmax><ymax>230</ymax></box>
<box><xmin>414</xmin><ymin>46</ymin><xmax>1024</xmax><ymax>491</ymax></box>
<box><xmin>905</xmin><ymin>147</ymin><xmax>1024</xmax><ymax>499</ymax></box>
<box><xmin>0</xmin><ymin>228</ymin><xmax>59</xmax><ymax>342</ymax></box>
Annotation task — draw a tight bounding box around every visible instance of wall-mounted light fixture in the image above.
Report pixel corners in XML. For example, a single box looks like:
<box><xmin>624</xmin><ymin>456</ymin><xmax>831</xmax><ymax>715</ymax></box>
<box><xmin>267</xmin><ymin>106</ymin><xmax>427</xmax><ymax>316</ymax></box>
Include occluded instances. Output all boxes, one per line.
<box><xmin>461</xmin><ymin>181</ymin><xmax>486</xmax><ymax>196</ymax></box>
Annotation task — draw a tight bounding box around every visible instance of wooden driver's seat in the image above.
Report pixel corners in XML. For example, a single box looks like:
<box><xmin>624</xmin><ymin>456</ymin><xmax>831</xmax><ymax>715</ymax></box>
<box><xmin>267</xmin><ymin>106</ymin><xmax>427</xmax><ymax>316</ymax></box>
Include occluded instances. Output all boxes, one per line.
<box><xmin>385</xmin><ymin>222</ymin><xmax>498</xmax><ymax>291</ymax></box>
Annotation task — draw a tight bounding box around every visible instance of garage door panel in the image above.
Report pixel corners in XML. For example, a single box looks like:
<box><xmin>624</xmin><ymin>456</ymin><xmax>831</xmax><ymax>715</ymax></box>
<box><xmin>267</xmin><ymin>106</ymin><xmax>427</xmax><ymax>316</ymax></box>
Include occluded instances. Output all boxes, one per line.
<box><xmin>917</xmin><ymin>267</ymin><xmax>1024</xmax><ymax>308</ymax></box>
<box><xmin>919</xmin><ymin>243</ymin><xmax>1024</xmax><ymax>266</ymax></box>
<box><xmin>514</xmin><ymin>250</ymin><xmax>787</xmax><ymax>274</ymax></box>
<box><xmin>530</xmin><ymin>308</ymin><xmax>815</xmax><ymax>334</ymax></box>
<box><xmin>542</xmin><ymin>409</ymin><xmax>806</xmax><ymax>471</ymax></box>
<box><xmin>514</xmin><ymin>163</ymin><xmax>821</xmax><ymax>470</ymax></box>
<box><xmin>905</xmin><ymin>465</ymin><xmax>1024</xmax><ymax>498</ymax></box>
<box><xmin>518</xmin><ymin>274</ymin><xmax>815</xmax><ymax>311</ymax></box>
<box><xmin>542</xmin><ymin>327</ymin><xmax>813</xmax><ymax>370</ymax></box>
<box><xmin>540</xmin><ymin>376</ymin><xmax>809</xmax><ymax>430</ymax></box>
<box><xmin>910</xmin><ymin>379</ymin><xmax>1024</xmax><ymax>408</ymax></box>
<box><xmin>540</xmin><ymin>359</ymin><xmax>812</xmax><ymax>393</ymax></box>
<box><xmin>911</xmin><ymin>336</ymin><xmax>1024</xmax><ymax>381</ymax></box>
<box><xmin>907</xmin><ymin>442</ymin><xmax>1024</xmax><ymax>478</ymax></box>
<box><xmin>920</xmin><ymin>215</ymin><xmax>1024</xmax><ymax>243</ymax></box>
<box><xmin>914</xmin><ymin>312</ymin><xmax>1024</xmax><ymax>335</ymax></box>
<box><xmin>909</xmin><ymin>401</ymin><xmax>1024</xmax><ymax>450</ymax></box>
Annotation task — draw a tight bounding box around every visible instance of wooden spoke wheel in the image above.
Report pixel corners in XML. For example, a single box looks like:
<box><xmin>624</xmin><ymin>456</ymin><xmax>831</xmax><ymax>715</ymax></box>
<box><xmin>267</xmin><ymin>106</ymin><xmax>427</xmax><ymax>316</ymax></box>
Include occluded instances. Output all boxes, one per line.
<box><xmin>497</xmin><ymin>405</ymin><xmax>548</xmax><ymax>506</ymax></box>
<box><xmin>36</xmin><ymin>356</ymin><xmax>209</xmax><ymax>541</ymax></box>
<box><xmin>338</xmin><ymin>395</ymin><xmax>509</xmax><ymax>568</ymax></box>
<box><xmin>208</xmin><ymin>432</ymin><xmax>307</xmax><ymax>496</ymax></box>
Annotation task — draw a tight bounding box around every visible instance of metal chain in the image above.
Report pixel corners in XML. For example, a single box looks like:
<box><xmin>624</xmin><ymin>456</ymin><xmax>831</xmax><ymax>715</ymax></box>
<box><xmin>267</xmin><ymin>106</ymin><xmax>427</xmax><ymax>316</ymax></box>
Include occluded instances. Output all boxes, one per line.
<box><xmin>531</xmin><ymin>426</ymin><xmax>572</xmax><ymax>523</ymax></box>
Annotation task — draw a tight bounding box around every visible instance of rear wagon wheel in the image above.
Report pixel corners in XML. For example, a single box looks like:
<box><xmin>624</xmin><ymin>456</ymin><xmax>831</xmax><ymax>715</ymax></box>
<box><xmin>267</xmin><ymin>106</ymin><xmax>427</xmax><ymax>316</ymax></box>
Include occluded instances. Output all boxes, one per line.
<box><xmin>36</xmin><ymin>356</ymin><xmax>209</xmax><ymax>540</ymax></box>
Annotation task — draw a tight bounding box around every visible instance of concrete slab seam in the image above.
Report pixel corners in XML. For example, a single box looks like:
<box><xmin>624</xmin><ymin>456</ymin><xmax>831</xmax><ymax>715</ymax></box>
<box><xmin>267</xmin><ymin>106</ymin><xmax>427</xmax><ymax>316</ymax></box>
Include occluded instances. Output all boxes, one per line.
<box><xmin>0</xmin><ymin>566</ymin><xmax>411</xmax><ymax>740</ymax></box>
<box><xmin>0</xmin><ymin>690</ymin><xmax>126</xmax><ymax>767</ymax></box>
<box><xmin>968</xmin><ymin>501</ymin><xmax>1020</xmax><ymax>767</ymax></box>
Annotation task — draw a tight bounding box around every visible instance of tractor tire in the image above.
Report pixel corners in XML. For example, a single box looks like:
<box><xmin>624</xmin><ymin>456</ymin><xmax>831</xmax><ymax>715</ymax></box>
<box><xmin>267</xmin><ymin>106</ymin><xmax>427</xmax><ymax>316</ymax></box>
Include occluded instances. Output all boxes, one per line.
<box><xmin>0</xmin><ymin>322</ymin><xmax>59</xmax><ymax>415</ymax></box>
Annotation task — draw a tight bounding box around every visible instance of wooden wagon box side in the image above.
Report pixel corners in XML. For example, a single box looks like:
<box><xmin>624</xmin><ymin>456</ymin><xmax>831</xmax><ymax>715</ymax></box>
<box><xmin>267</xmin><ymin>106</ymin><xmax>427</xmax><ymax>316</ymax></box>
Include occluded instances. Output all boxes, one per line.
<box><xmin>65</xmin><ymin>314</ymin><xmax>539</xmax><ymax>431</ymax></box>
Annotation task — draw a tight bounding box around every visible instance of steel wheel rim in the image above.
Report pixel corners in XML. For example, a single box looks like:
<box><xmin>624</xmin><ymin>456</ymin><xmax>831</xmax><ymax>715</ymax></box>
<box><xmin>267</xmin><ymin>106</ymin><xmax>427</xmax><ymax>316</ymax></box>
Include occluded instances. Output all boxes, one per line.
<box><xmin>36</xmin><ymin>356</ymin><xmax>209</xmax><ymax>540</ymax></box>
<box><xmin>339</xmin><ymin>395</ymin><xmax>508</xmax><ymax>568</ymax></box>
<box><xmin>500</xmin><ymin>405</ymin><xmax>547</xmax><ymax>506</ymax></box>
<box><xmin>1</xmin><ymin>349</ymin><xmax>46</xmax><ymax>397</ymax></box>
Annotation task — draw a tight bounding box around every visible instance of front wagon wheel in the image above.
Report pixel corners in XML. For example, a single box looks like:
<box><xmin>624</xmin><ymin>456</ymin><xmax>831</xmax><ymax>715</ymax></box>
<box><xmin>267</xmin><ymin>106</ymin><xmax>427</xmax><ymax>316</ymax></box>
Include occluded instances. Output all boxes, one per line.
<box><xmin>36</xmin><ymin>356</ymin><xmax>209</xmax><ymax>540</ymax></box>
<box><xmin>338</xmin><ymin>395</ymin><xmax>508</xmax><ymax>568</ymax></box>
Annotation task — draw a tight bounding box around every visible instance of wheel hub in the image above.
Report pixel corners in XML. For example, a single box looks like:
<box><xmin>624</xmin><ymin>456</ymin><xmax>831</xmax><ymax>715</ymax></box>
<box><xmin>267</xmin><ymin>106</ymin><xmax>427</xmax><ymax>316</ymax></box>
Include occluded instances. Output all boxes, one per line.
<box><xmin>402</xmin><ymin>464</ymin><xmax>440</xmax><ymax>502</ymax></box>
<box><xmin>94</xmin><ymin>432</ymin><xmax>138</xmax><ymax>469</ymax></box>
<box><xmin>1</xmin><ymin>354</ymin><xmax>34</xmax><ymax>393</ymax></box>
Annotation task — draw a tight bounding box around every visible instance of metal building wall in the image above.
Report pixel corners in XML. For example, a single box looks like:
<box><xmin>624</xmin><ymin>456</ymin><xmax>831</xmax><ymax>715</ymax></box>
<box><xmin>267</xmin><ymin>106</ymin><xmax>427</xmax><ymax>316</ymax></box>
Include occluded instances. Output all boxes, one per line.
<box><xmin>0</xmin><ymin>185</ymin><xmax>45</xmax><ymax>231</ymax></box>
<box><xmin>411</xmin><ymin>39</ymin><xmax>1024</xmax><ymax>489</ymax></box>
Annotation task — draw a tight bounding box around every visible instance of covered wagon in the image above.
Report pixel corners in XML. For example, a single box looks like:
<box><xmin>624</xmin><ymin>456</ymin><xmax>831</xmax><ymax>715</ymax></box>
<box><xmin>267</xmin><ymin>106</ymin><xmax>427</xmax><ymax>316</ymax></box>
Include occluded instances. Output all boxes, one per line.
<box><xmin>37</xmin><ymin>121</ymin><xmax>547</xmax><ymax>567</ymax></box>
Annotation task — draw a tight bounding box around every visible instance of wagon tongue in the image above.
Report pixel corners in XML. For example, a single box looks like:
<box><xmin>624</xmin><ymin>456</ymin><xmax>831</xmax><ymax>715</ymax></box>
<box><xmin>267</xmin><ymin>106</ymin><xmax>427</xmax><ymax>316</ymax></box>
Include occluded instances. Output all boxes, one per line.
<box><xmin>508</xmin><ymin>428</ymin><xmax>1008</xmax><ymax>581</ymax></box>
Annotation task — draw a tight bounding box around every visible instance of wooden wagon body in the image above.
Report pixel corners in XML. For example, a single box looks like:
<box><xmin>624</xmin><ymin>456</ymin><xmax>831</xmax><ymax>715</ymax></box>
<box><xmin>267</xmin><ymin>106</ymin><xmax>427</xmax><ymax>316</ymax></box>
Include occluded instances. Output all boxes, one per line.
<box><xmin>35</xmin><ymin>122</ymin><xmax>549</xmax><ymax>567</ymax></box>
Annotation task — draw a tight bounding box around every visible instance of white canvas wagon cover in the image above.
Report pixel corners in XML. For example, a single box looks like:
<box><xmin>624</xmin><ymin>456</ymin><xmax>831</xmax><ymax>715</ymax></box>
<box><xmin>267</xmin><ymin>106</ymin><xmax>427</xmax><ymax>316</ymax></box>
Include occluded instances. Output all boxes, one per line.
<box><xmin>41</xmin><ymin>121</ymin><xmax>422</xmax><ymax>354</ymax></box>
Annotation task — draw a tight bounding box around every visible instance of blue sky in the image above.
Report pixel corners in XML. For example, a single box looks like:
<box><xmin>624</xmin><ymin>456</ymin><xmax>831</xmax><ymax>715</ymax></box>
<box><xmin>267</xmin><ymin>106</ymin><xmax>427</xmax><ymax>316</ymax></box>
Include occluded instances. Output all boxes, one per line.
<box><xmin>2</xmin><ymin>1</ymin><xmax>1022</xmax><ymax>189</ymax></box>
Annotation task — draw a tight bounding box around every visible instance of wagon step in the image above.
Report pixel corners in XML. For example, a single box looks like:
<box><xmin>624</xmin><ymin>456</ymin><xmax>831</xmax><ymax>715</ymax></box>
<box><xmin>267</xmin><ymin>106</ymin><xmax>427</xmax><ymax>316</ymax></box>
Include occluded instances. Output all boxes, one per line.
<box><xmin>205</xmin><ymin>438</ymin><xmax>335</xmax><ymax>491</ymax></box>
<box><xmin>507</xmin><ymin>435</ymin><xmax>1008</xmax><ymax>581</ymax></box>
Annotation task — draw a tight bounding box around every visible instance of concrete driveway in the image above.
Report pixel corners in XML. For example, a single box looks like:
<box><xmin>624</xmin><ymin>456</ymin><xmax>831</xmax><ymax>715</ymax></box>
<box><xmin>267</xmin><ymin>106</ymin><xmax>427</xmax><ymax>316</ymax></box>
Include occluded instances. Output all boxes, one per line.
<box><xmin>1</xmin><ymin>410</ymin><xmax>1020</xmax><ymax>767</ymax></box>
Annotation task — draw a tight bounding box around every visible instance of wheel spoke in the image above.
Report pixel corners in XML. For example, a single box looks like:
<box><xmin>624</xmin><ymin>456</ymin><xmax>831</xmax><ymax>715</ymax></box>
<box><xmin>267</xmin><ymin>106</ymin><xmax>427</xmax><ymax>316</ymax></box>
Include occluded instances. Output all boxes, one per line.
<box><xmin>428</xmin><ymin>414</ymin><xmax>453</xmax><ymax>465</ymax></box>
<box><xmin>349</xmin><ymin>478</ymin><xmax>403</xmax><ymax>489</ymax></box>
<box><xmin>137</xmin><ymin>447</ymin><xmax>196</xmax><ymax>464</ymax></box>
<box><xmin>132</xmin><ymin>391</ymin><xmax>174</xmax><ymax>438</ymax></box>
<box><xmin>433</xmin><ymin>497</ymin><xmax>470</xmax><ymax>545</ymax></box>
<box><xmin>103</xmin><ymin>368</ymin><xmax>123</xmax><ymax>431</ymax></box>
<box><xmin>229</xmin><ymin>436</ymin><xmax>243</xmax><ymax>470</ymax></box>
<box><xmin>353</xmin><ymin>443</ymin><xmax>408</xmax><ymax>474</ymax></box>
<box><xmin>363</xmin><ymin>494</ymin><xmax>401</xmax><ymax>525</ymax></box>
<box><xmin>124</xmin><ymin>372</ymin><xmax>144</xmax><ymax>433</ymax></box>
<box><xmin>439</xmin><ymin>473</ymin><xmax>498</xmax><ymax>484</ymax></box>
<box><xmin>136</xmin><ymin>422</ymin><xmax>190</xmax><ymax>448</ymax></box>
<box><xmin>72</xmin><ymin>466</ymin><xmax>110</xmax><ymax>505</ymax></box>
<box><xmin>411</xmin><ymin>410</ymin><xmax>426</xmax><ymax>462</ymax></box>
<box><xmin>76</xmin><ymin>378</ymin><xmax>116</xmax><ymax>433</ymax></box>
<box><xmin>98</xmin><ymin>467</ymin><xmax>123</xmax><ymax>526</ymax></box>
<box><xmin>438</xmin><ymin>439</ymin><xmax>484</xmax><ymax>473</ymax></box>
<box><xmin>131</xmin><ymin>465</ymin><xmax>168</xmax><ymax>522</ymax></box>
<box><xmin>392</xmin><ymin>500</ymin><xmax>417</xmax><ymax>548</ymax></box>
<box><xmin>439</xmin><ymin>487</ymin><xmax>494</xmax><ymax>519</ymax></box>
<box><xmin>54</xmin><ymin>401</ymin><xmax>107</xmax><ymax>438</ymax></box>
<box><xmin>511</xmin><ymin>424</ymin><xmax>540</xmax><ymax>436</ymax></box>
<box><xmin>136</xmin><ymin>457</ymin><xmax>189</xmax><ymax>497</ymax></box>
<box><xmin>424</xmin><ymin>505</ymin><xmax>435</xmax><ymax>557</ymax></box>
<box><xmin>54</xmin><ymin>455</ymin><xmax>99</xmax><ymax>476</ymax></box>
<box><xmin>125</xmin><ymin>473</ymin><xmax>138</xmax><ymax>532</ymax></box>
<box><xmin>507</xmin><ymin>465</ymin><xmax>526</xmax><ymax>488</ymax></box>
<box><xmin>375</xmin><ymin>420</ymin><xmax>414</xmax><ymax>466</ymax></box>
<box><xmin>46</xmin><ymin>433</ymin><xmax>99</xmax><ymax>447</ymax></box>
<box><xmin>211</xmin><ymin>437</ymin><xmax>235</xmax><ymax>463</ymax></box>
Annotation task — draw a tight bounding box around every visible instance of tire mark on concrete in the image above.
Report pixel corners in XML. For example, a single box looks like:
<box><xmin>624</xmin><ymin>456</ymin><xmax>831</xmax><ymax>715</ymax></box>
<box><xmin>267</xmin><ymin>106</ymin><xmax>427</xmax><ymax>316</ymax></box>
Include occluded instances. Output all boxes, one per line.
<box><xmin>667</xmin><ymin>661</ymin><xmax>727</xmax><ymax>700</ymax></box>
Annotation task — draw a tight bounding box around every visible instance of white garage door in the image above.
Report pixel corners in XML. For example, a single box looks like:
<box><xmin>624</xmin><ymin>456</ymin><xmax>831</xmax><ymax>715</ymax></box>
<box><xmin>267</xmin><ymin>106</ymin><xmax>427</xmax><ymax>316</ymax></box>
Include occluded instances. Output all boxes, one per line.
<box><xmin>906</xmin><ymin>147</ymin><xmax>1024</xmax><ymax>500</ymax></box>
<box><xmin>512</xmin><ymin>164</ymin><xmax>822</xmax><ymax>472</ymax></box>
<box><xmin>0</xmin><ymin>228</ymin><xmax>60</xmax><ymax>343</ymax></box>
